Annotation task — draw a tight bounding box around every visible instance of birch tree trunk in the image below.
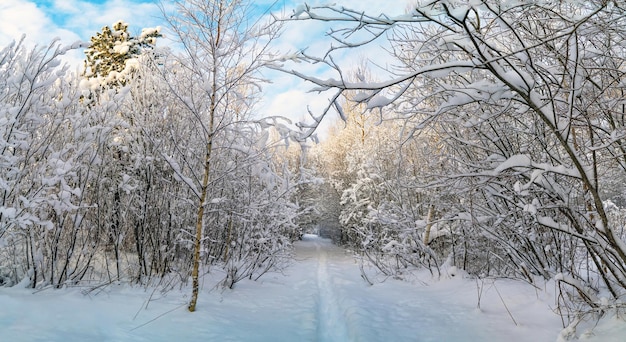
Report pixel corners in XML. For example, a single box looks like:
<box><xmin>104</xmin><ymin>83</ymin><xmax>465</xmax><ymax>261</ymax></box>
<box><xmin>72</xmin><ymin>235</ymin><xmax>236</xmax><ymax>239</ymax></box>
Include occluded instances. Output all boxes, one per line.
<box><xmin>188</xmin><ymin>0</ymin><xmax>222</xmax><ymax>313</ymax></box>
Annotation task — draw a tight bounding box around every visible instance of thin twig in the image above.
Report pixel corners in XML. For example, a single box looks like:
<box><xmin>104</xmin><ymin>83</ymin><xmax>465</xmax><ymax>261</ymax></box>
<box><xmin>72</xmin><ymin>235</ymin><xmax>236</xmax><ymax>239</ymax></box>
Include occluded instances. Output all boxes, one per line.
<box><xmin>129</xmin><ymin>303</ymin><xmax>187</xmax><ymax>332</ymax></box>
<box><xmin>493</xmin><ymin>282</ymin><xmax>518</xmax><ymax>326</ymax></box>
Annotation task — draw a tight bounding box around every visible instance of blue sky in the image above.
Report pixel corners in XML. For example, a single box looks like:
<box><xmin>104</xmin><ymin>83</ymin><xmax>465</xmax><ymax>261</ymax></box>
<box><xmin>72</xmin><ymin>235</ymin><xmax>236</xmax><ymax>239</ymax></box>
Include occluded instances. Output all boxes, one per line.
<box><xmin>2</xmin><ymin>0</ymin><xmax>301</xmax><ymax>45</ymax></box>
<box><xmin>0</xmin><ymin>0</ymin><xmax>163</xmax><ymax>50</ymax></box>
<box><xmin>34</xmin><ymin>0</ymin><xmax>121</xmax><ymax>26</ymax></box>
<box><xmin>0</xmin><ymin>0</ymin><xmax>409</xmax><ymax>134</ymax></box>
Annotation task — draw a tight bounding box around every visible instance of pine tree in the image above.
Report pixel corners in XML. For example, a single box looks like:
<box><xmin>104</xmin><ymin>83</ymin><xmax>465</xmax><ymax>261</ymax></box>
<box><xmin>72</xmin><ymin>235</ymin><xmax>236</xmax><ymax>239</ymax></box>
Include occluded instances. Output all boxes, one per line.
<box><xmin>83</xmin><ymin>20</ymin><xmax>162</xmax><ymax>88</ymax></box>
<box><xmin>80</xmin><ymin>22</ymin><xmax>163</xmax><ymax>282</ymax></box>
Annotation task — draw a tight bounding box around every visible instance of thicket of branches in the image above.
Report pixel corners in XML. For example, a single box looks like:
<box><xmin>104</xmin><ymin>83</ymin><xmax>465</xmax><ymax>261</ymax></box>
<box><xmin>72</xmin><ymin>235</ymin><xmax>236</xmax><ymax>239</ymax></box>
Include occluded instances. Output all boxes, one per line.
<box><xmin>0</xmin><ymin>0</ymin><xmax>305</xmax><ymax>312</ymax></box>
<box><xmin>282</xmin><ymin>0</ymin><xmax>626</xmax><ymax>331</ymax></box>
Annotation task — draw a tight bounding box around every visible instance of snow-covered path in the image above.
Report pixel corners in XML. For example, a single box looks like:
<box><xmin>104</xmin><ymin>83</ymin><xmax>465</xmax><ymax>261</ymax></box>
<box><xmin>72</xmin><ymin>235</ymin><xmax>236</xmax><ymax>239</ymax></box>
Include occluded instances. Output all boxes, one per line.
<box><xmin>289</xmin><ymin>235</ymin><xmax>558</xmax><ymax>342</ymax></box>
<box><xmin>312</xmin><ymin>237</ymin><xmax>351</xmax><ymax>340</ymax></box>
<box><xmin>1</xmin><ymin>234</ymin><xmax>623</xmax><ymax>341</ymax></box>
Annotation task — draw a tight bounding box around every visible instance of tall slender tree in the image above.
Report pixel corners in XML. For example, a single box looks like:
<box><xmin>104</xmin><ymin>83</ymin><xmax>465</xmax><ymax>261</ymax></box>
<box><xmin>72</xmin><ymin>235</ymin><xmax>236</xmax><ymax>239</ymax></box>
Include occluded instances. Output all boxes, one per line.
<box><xmin>161</xmin><ymin>0</ymin><xmax>283</xmax><ymax>312</ymax></box>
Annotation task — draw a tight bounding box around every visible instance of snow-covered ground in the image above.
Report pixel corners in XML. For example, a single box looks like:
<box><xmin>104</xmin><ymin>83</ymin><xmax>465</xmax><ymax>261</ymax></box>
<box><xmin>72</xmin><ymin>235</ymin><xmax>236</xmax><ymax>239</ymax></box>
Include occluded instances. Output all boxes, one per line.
<box><xmin>1</xmin><ymin>234</ymin><xmax>624</xmax><ymax>341</ymax></box>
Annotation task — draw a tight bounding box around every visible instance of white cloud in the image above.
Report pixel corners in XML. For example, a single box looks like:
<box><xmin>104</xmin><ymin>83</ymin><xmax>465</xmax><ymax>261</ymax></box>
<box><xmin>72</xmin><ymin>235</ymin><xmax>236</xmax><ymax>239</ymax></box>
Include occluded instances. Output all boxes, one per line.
<box><xmin>262</xmin><ymin>87</ymin><xmax>329</xmax><ymax>120</ymax></box>
<box><xmin>0</xmin><ymin>0</ymin><xmax>80</xmax><ymax>47</ymax></box>
<box><xmin>0</xmin><ymin>0</ymin><xmax>165</xmax><ymax>67</ymax></box>
<box><xmin>258</xmin><ymin>85</ymin><xmax>340</xmax><ymax>140</ymax></box>
<box><xmin>42</xmin><ymin>0</ymin><xmax>164</xmax><ymax>43</ymax></box>
<box><xmin>65</xmin><ymin>1</ymin><xmax>163</xmax><ymax>38</ymax></box>
<box><xmin>52</xmin><ymin>0</ymin><xmax>81</xmax><ymax>13</ymax></box>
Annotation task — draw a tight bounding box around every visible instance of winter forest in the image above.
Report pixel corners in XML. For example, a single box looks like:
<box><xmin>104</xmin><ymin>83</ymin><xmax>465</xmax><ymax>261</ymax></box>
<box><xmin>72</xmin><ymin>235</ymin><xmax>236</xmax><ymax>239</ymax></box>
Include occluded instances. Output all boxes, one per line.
<box><xmin>2</xmin><ymin>0</ymin><xmax>626</xmax><ymax>340</ymax></box>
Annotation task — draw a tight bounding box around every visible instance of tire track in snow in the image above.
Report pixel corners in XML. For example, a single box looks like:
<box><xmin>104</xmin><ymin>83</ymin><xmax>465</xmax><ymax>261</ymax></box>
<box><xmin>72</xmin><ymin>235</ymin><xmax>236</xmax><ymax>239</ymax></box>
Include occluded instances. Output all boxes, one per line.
<box><xmin>314</xmin><ymin>239</ymin><xmax>351</xmax><ymax>342</ymax></box>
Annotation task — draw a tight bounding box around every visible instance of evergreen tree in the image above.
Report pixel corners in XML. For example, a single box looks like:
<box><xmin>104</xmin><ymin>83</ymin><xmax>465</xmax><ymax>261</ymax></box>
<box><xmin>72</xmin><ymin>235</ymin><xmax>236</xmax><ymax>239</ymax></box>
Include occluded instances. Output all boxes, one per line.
<box><xmin>83</xmin><ymin>20</ymin><xmax>161</xmax><ymax>88</ymax></box>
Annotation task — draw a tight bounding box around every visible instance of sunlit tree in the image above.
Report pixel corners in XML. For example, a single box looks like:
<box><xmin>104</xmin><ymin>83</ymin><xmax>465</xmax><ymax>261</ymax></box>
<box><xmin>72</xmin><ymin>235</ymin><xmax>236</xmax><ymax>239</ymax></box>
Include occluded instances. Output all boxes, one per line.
<box><xmin>83</xmin><ymin>20</ymin><xmax>161</xmax><ymax>88</ymax></box>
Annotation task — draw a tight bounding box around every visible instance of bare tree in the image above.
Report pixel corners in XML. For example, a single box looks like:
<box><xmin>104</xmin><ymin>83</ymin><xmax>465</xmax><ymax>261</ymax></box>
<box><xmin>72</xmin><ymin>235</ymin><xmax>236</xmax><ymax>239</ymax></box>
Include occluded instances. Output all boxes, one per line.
<box><xmin>160</xmin><ymin>0</ymin><xmax>285</xmax><ymax>311</ymax></box>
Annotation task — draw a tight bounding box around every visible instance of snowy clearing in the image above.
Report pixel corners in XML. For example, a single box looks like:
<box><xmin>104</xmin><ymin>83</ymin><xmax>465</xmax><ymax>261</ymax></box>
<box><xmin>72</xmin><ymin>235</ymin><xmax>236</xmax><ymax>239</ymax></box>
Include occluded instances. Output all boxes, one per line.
<box><xmin>1</xmin><ymin>235</ymin><xmax>624</xmax><ymax>341</ymax></box>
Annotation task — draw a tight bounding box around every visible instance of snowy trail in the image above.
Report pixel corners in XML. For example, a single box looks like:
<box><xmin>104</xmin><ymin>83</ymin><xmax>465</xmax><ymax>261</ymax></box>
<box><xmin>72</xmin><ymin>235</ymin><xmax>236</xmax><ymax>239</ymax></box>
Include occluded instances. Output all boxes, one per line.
<box><xmin>290</xmin><ymin>235</ymin><xmax>535</xmax><ymax>342</ymax></box>
<box><xmin>266</xmin><ymin>235</ymin><xmax>570</xmax><ymax>342</ymax></box>
<box><xmin>314</xmin><ymin>239</ymin><xmax>352</xmax><ymax>341</ymax></box>
<box><xmin>2</xmin><ymin>234</ymin><xmax>622</xmax><ymax>341</ymax></box>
